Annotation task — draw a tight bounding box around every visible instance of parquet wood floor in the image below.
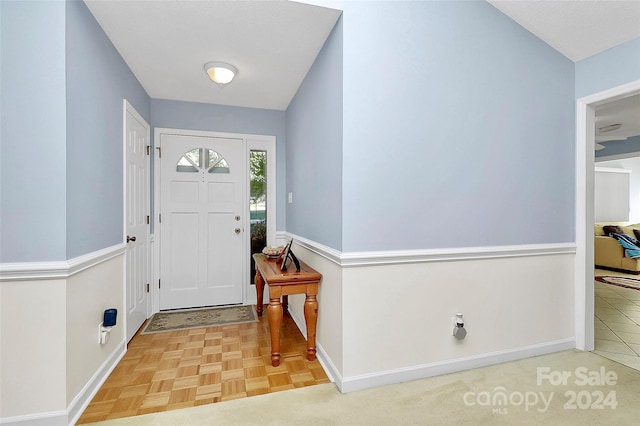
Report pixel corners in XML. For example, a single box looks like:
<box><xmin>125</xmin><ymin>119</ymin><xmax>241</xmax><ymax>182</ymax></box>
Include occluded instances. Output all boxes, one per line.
<box><xmin>77</xmin><ymin>306</ymin><xmax>329</xmax><ymax>424</ymax></box>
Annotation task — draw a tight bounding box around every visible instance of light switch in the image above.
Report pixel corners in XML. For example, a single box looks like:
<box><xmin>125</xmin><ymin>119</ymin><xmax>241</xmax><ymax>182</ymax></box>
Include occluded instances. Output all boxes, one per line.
<box><xmin>288</xmin><ymin>192</ymin><xmax>293</xmax><ymax>203</ymax></box>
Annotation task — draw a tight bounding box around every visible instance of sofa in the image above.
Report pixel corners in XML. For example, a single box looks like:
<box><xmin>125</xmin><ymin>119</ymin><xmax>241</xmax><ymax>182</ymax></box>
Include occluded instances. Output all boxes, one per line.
<box><xmin>595</xmin><ymin>222</ymin><xmax>640</xmax><ymax>274</ymax></box>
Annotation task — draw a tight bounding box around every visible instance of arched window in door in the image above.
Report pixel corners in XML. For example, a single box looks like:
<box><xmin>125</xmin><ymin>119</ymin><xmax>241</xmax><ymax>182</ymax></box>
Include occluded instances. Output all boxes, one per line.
<box><xmin>176</xmin><ymin>148</ymin><xmax>230</xmax><ymax>173</ymax></box>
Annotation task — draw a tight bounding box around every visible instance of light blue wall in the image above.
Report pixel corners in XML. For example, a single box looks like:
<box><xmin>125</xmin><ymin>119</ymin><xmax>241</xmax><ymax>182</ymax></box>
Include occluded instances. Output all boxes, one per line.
<box><xmin>575</xmin><ymin>37</ymin><xmax>640</xmax><ymax>99</ymax></box>
<box><xmin>0</xmin><ymin>1</ymin><xmax>67</xmax><ymax>262</ymax></box>
<box><xmin>10</xmin><ymin>1</ymin><xmax>629</xmax><ymax>260</ymax></box>
<box><xmin>65</xmin><ymin>0</ymin><xmax>150</xmax><ymax>259</ymax></box>
<box><xmin>0</xmin><ymin>0</ymin><xmax>150</xmax><ymax>262</ymax></box>
<box><xmin>150</xmin><ymin>99</ymin><xmax>287</xmax><ymax>231</ymax></box>
<box><xmin>285</xmin><ymin>18</ymin><xmax>343</xmax><ymax>250</ymax></box>
<box><xmin>340</xmin><ymin>1</ymin><xmax>575</xmax><ymax>251</ymax></box>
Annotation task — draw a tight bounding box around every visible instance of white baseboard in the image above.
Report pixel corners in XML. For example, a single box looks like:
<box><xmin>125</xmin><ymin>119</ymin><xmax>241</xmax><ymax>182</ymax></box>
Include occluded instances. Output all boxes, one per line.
<box><xmin>287</xmin><ymin>296</ymin><xmax>574</xmax><ymax>394</ymax></box>
<box><xmin>339</xmin><ymin>338</ymin><xmax>576</xmax><ymax>394</ymax></box>
<box><xmin>0</xmin><ymin>411</ymin><xmax>68</xmax><ymax>426</ymax></box>
<box><xmin>314</xmin><ymin>342</ymin><xmax>342</xmax><ymax>388</ymax></box>
<box><xmin>67</xmin><ymin>339</ymin><xmax>127</xmax><ymax>425</ymax></box>
<box><xmin>287</xmin><ymin>304</ymin><xmax>307</xmax><ymax>336</ymax></box>
<box><xmin>286</xmin><ymin>305</ymin><xmax>341</xmax><ymax>386</ymax></box>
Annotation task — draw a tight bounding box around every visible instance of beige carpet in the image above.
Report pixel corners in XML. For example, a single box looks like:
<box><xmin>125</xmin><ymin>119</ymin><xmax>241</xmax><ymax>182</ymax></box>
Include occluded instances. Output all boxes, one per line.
<box><xmin>88</xmin><ymin>350</ymin><xmax>640</xmax><ymax>425</ymax></box>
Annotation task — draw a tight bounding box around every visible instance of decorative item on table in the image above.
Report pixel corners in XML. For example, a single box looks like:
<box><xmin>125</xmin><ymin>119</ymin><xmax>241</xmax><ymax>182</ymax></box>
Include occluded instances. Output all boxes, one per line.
<box><xmin>262</xmin><ymin>246</ymin><xmax>284</xmax><ymax>259</ymax></box>
<box><xmin>279</xmin><ymin>239</ymin><xmax>300</xmax><ymax>272</ymax></box>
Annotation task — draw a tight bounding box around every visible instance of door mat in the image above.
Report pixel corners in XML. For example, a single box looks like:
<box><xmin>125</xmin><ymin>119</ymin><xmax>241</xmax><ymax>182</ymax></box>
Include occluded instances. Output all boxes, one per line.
<box><xmin>142</xmin><ymin>305</ymin><xmax>258</xmax><ymax>334</ymax></box>
<box><xmin>596</xmin><ymin>276</ymin><xmax>640</xmax><ymax>291</ymax></box>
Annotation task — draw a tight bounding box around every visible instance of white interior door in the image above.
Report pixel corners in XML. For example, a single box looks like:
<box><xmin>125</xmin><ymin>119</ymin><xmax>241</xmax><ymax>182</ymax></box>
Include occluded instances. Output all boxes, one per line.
<box><xmin>594</xmin><ymin>167</ymin><xmax>631</xmax><ymax>222</ymax></box>
<box><xmin>124</xmin><ymin>101</ymin><xmax>150</xmax><ymax>341</ymax></box>
<box><xmin>160</xmin><ymin>134</ymin><xmax>246</xmax><ymax>310</ymax></box>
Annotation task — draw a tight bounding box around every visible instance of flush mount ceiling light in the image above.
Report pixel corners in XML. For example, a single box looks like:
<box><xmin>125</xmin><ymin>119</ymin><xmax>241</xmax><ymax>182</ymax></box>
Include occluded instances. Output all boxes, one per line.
<box><xmin>204</xmin><ymin>62</ymin><xmax>237</xmax><ymax>86</ymax></box>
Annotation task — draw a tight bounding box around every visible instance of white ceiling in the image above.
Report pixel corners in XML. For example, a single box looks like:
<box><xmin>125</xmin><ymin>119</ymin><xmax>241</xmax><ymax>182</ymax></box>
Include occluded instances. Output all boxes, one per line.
<box><xmin>595</xmin><ymin>93</ymin><xmax>640</xmax><ymax>142</ymax></box>
<box><xmin>84</xmin><ymin>0</ymin><xmax>341</xmax><ymax>111</ymax></box>
<box><xmin>487</xmin><ymin>0</ymin><xmax>640</xmax><ymax>62</ymax></box>
<box><xmin>85</xmin><ymin>0</ymin><xmax>640</xmax><ymax>135</ymax></box>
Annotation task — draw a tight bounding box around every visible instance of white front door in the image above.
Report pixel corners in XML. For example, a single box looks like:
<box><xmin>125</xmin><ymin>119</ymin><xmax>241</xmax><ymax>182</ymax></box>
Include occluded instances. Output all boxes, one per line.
<box><xmin>159</xmin><ymin>133</ymin><xmax>246</xmax><ymax>310</ymax></box>
<box><xmin>124</xmin><ymin>101</ymin><xmax>150</xmax><ymax>341</ymax></box>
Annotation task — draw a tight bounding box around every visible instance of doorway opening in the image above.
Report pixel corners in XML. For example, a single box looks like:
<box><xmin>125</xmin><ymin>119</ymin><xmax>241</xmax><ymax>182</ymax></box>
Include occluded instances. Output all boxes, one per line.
<box><xmin>576</xmin><ymin>80</ymin><xmax>640</xmax><ymax>352</ymax></box>
<box><xmin>152</xmin><ymin>128</ymin><xmax>276</xmax><ymax>314</ymax></box>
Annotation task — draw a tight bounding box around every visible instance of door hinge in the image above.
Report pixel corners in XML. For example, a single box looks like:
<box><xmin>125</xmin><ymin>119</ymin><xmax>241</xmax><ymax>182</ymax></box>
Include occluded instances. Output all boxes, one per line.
<box><xmin>159</xmin><ymin>214</ymin><xmax>162</xmax><ymax>223</ymax></box>
<box><xmin>146</xmin><ymin>215</ymin><xmax>150</xmax><ymax>225</ymax></box>
<box><xmin>156</xmin><ymin>147</ymin><xmax>162</xmax><ymax>158</ymax></box>
<box><xmin>158</xmin><ymin>279</ymin><xmax>161</xmax><ymax>289</ymax></box>
<box><xmin>146</xmin><ymin>145</ymin><xmax>150</xmax><ymax>155</ymax></box>
<box><xmin>146</xmin><ymin>283</ymin><xmax>150</xmax><ymax>293</ymax></box>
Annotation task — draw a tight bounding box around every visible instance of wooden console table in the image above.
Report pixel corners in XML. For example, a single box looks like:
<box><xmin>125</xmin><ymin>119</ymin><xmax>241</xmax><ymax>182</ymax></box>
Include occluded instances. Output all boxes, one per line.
<box><xmin>253</xmin><ymin>253</ymin><xmax>321</xmax><ymax>367</ymax></box>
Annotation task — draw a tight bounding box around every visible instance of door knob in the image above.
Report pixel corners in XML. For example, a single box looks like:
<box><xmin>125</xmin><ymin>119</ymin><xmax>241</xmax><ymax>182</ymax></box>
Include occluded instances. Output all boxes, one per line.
<box><xmin>126</xmin><ymin>235</ymin><xmax>137</xmax><ymax>243</ymax></box>
<box><xmin>235</xmin><ymin>228</ymin><xmax>241</xmax><ymax>234</ymax></box>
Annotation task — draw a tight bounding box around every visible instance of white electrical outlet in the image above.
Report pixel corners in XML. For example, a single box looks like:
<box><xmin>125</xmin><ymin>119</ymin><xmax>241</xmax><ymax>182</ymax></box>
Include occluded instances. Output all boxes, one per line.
<box><xmin>452</xmin><ymin>313</ymin><xmax>467</xmax><ymax>339</ymax></box>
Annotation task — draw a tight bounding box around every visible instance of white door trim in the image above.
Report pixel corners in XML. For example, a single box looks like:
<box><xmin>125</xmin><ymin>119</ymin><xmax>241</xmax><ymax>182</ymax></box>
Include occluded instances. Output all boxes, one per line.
<box><xmin>575</xmin><ymin>79</ymin><xmax>640</xmax><ymax>351</ymax></box>
<box><xmin>246</xmin><ymin>135</ymin><xmax>277</xmax><ymax>305</ymax></box>
<box><xmin>152</xmin><ymin>128</ymin><xmax>276</xmax><ymax>313</ymax></box>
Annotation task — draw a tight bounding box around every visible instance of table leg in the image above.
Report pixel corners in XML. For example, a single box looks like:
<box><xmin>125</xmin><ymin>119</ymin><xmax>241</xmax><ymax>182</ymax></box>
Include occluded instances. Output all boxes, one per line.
<box><xmin>304</xmin><ymin>294</ymin><xmax>318</xmax><ymax>361</ymax></box>
<box><xmin>255</xmin><ymin>271</ymin><xmax>264</xmax><ymax>316</ymax></box>
<box><xmin>267</xmin><ymin>297</ymin><xmax>283</xmax><ymax>367</ymax></box>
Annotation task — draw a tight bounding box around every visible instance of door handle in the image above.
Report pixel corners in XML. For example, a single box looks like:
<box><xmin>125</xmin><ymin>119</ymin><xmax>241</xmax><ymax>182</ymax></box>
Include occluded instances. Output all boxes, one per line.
<box><xmin>126</xmin><ymin>235</ymin><xmax>137</xmax><ymax>243</ymax></box>
<box><xmin>235</xmin><ymin>228</ymin><xmax>241</xmax><ymax>234</ymax></box>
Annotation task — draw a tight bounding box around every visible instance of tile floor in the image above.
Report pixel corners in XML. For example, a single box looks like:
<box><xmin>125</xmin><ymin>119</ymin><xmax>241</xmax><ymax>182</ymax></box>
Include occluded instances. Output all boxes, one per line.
<box><xmin>594</xmin><ymin>269</ymin><xmax>640</xmax><ymax>371</ymax></box>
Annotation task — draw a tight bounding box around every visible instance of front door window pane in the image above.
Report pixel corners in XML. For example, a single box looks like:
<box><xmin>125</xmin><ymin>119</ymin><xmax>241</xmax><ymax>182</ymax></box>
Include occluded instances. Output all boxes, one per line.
<box><xmin>250</xmin><ymin>150</ymin><xmax>267</xmax><ymax>284</ymax></box>
<box><xmin>176</xmin><ymin>148</ymin><xmax>231</xmax><ymax>174</ymax></box>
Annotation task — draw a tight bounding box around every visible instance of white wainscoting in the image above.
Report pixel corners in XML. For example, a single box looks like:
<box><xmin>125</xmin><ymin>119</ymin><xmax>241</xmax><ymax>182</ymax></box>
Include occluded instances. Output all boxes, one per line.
<box><xmin>0</xmin><ymin>236</ymin><xmax>580</xmax><ymax>423</ymax></box>
<box><xmin>280</xmin><ymin>232</ymin><xmax>577</xmax><ymax>393</ymax></box>
<box><xmin>0</xmin><ymin>245</ymin><xmax>126</xmax><ymax>425</ymax></box>
<box><xmin>0</xmin><ymin>279</ymin><xmax>68</xmax><ymax>425</ymax></box>
<box><xmin>66</xmin><ymin>340</ymin><xmax>126</xmax><ymax>425</ymax></box>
